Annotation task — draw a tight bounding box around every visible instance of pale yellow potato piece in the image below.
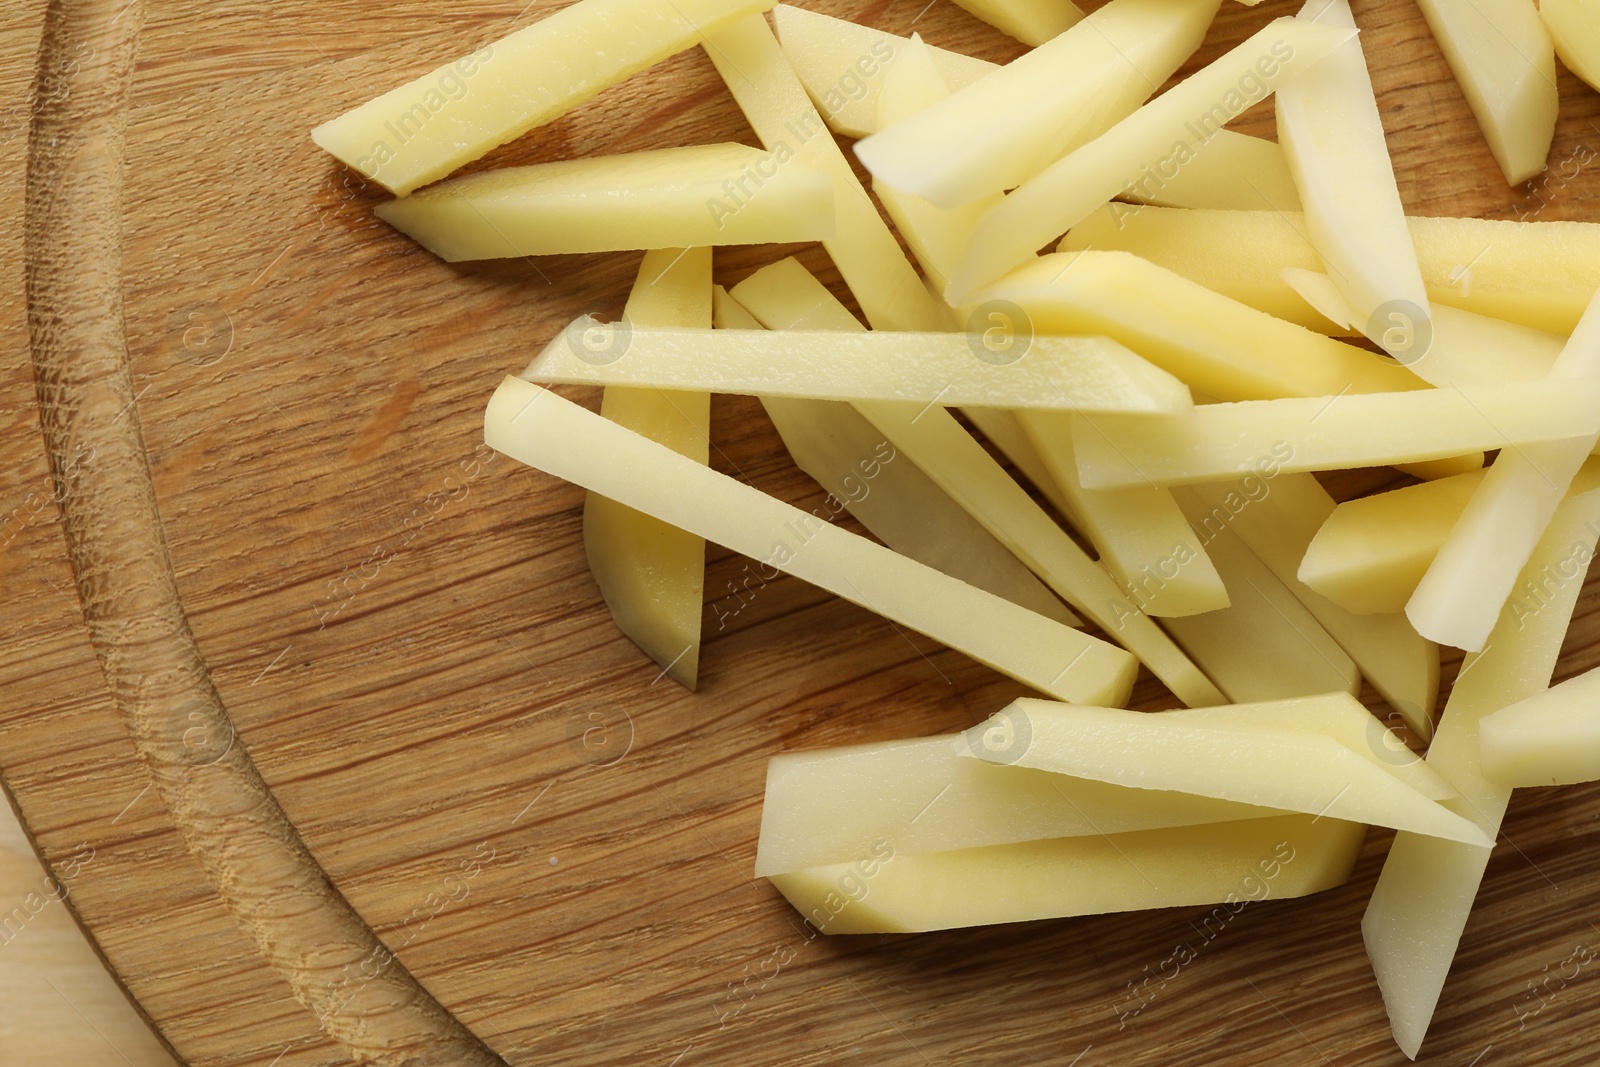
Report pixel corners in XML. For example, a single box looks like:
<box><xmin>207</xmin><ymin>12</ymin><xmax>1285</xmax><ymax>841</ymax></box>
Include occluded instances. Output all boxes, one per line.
<box><xmin>946</xmin><ymin>18</ymin><xmax>1355</xmax><ymax>300</ymax></box>
<box><xmin>1396</xmin><ymin>456</ymin><xmax>1487</xmax><ymax>481</ymax></box>
<box><xmin>770</xmin><ymin>5</ymin><xmax>996</xmax><ymax>139</ymax></box>
<box><xmin>1362</xmin><ymin>490</ymin><xmax>1600</xmax><ymax>1058</ymax></box>
<box><xmin>488</xmin><ymin>379</ymin><xmax>1135</xmax><ymax>703</ymax></box>
<box><xmin>1479</xmin><ymin>666</ymin><xmax>1600</xmax><ymax>787</ymax></box>
<box><xmin>312</xmin><ymin>0</ymin><xmax>776</xmax><ymax>195</ymax></box>
<box><xmin>1416</xmin><ymin>0</ymin><xmax>1558</xmax><ymax>184</ymax></box>
<box><xmin>772</xmin><ymin>813</ymin><xmax>1364</xmax><ymax>934</ymax></box>
<box><xmin>374</xmin><ymin>143</ymin><xmax>832</xmax><ymax>260</ymax></box>
<box><xmin>1072</xmin><ymin>381</ymin><xmax>1600</xmax><ymax>489</ymax></box>
<box><xmin>1300</xmin><ymin>460</ymin><xmax>1600</xmax><ymax>616</ymax></box>
<box><xmin>1541</xmin><ymin>0</ymin><xmax>1600</xmax><ymax>91</ymax></box>
<box><xmin>1163</xmin><ymin>694</ymin><xmax>1455</xmax><ymax>802</ymax></box>
<box><xmin>755</xmin><ymin>733</ymin><xmax>1276</xmax><ymax>876</ymax></box>
<box><xmin>1165</xmin><ymin>491</ymin><xmax>1360</xmax><ymax>704</ymax></box>
<box><xmin>1186</xmin><ymin>475</ymin><xmax>1439</xmax><ymax>739</ymax></box>
<box><xmin>710</xmin><ymin>285</ymin><xmax>1080</xmax><ymax>628</ymax></box>
<box><xmin>1063</xmin><ymin>204</ymin><xmax>1600</xmax><ymax>335</ymax></box>
<box><xmin>1408</xmin><ymin>293</ymin><xmax>1600</xmax><ymax>652</ymax></box>
<box><xmin>523</xmin><ymin>316</ymin><xmax>1191</xmax><ymax>413</ymax></box>
<box><xmin>965</xmin><ymin>252</ymin><xmax>1424</xmax><ymax>402</ymax></box>
<box><xmin>729</xmin><ymin>259</ymin><xmax>1222</xmax><ymax>706</ymax></box>
<box><xmin>1275</xmin><ymin>0</ymin><xmax>1430</xmax><ymax>355</ymax></box>
<box><xmin>872</xmin><ymin>36</ymin><xmax>999</xmax><ymax>296</ymax></box>
<box><xmin>1120</xmin><ymin>130</ymin><xmax>1302</xmax><ymax>211</ymax></box>
<box><xmin>962</xmin><ymin>407</ymin><xmax>1079</xmax><ymax>522</ymax></box>
<box><xmin>856</xmin><ymin>0</ymin><xmax>1221</xmax><ymax>208</ymax></box>
<box><xmin>1020</xmin><ymin>411</ymin><xmax>1228</xmax><ymax>617</ymax></box>
<box><xmin>704</xmin><ymin>15</ymin><xmax>943</xmax><ymax>332</ymax></box>
<box><xmin>968</xmin><ymin>698</ymin><xmax>1489</xmax><ymax>844</ymax></box>
<box><xmin>585</xmin><ymin>249</ymin><xmax>710</xmax><ymax>689</ymax></box>
<box><xmin>951</xmin><ymin>0</ymin><xmax>1084</xmax><ymax>47</ymax></box>
<box><xmin>1280</xmin><ymin>267</ymin><xmax>1563</xmax><ymax>388</ymax></box>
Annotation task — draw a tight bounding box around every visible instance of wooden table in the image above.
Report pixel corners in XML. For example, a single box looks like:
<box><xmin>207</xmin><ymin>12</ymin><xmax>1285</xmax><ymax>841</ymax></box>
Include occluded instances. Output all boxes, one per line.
<box><xmin>5</xmin><ymin>0</ymin><xmax>1600</xmax><ymax>1064</ymax></box>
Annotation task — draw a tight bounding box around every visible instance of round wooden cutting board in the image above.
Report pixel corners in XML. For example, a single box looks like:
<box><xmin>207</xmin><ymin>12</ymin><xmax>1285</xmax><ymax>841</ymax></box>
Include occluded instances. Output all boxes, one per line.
<box><xmin>8</xmin><ymin>0</ymin><xmax>1600</xmax><ymax>1064</ymax></box>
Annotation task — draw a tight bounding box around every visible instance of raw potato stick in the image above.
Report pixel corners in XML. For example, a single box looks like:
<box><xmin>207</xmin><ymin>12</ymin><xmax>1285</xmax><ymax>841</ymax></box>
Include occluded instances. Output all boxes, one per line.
<box><xmin>710</xmin><ymin>285</ymin><xmax>1081</xmax><ymax>628</ymax></box>
<box><xmin>963</xmin><ymin>699</ymin><xmax>1490</xmax><ymax>844</ymax></box>
<box><xmin>583</xmin><ymin>248</ymin><xmax>711</xmax><ymax>689</ymax></box>
<box><xmin>771</xmin><ymin>813</ymin><xmax>1365</xmax><ymax>934</ymax></box>
<box><xmin>486</xmin><ymin>378</ymin><xmax>1138</xmax><ymax>705</ymax></box>
<box><xmin>1479</xmin><ymin>666</ymin><xmax>1600</xmax><ymax>787</ymax></box>
<box><xmin>1118</xmin><ymin>128</ymin><xmax>1302</xmax><ymax>211</ymax></box>
<box><xmin>312</xmin><ymin>0</ymin><xmax>778</xmax><ymax>195</ymax></box>
<box><xmin>1070</xmin><ymin>381</ymin><xmax>1600</xmax><ymax>489</ymax></box>
<box><xmin>950</xmin><ymin>0</ymin><xmax>1084</xmax><ymax>47</ymax></box>
<box><xmin>373</xmin><ymin>144</ymin><xmax>834</xmax><ymax>260</ymax></box>
<box><xmin>521</xmin><ymin>317</ymin><xmax>1193</xmax><ymax>414</ymax></box>
<box><xmin>1362</xmin><ymin>489</ymin><xmax>1600</xmax><ymax>1057</ymax></box>
<box><xmin>945</xmin><ymin>18</ymin><xmax>1356</xmax><ymax>301</ymax></box>
<box><xmin>855</xmin><ymin>0</ymin><xmax>1222</xmax><ymax>208</ymax></box>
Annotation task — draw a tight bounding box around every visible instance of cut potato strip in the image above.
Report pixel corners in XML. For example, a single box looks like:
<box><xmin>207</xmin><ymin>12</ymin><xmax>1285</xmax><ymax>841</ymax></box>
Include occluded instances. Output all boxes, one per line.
<box><xmin>946</xmin><ymin>18</ymin><xmax>1356</xmax><ymax>301</ymax></box>
<box><xmin>1064</xmin><ymin>204</ymin><xmax>1600</xmax><ymax>335</ymax></box>
<box><xmin>1280</xmin><ymin>268</ymin><xmax>1563</xmax><ymax>388</ymax></box>
<box><xmin>1119</xmin><ymin>129</ymin><xmax>1302</xmax><ymax>212</ymax></box>
<box><xmin>584</xmin><ymin>248</ymin><xmax>711</xmax><ymax>689</ymax></box>
<box><xmin>1165</xmin><ymin>491</ymin><xmax>1360</xmax><ymax>703</ymax></box>
<box><xmin>1185</xmin><ymin>476</ymin><xmax>1439</xmax><ymax>738</ymax></box>
<box><xmin>711</xmin><ymin>285</ymin><xmax>1080</xmax><ymax>628</ymax></box>
<box><xmin>1480</xmin><ymin>666</ymin><xmax>1600</xmax><ymax>787</ymax></box>
<box><xmin>1416</xmin><ymin>0</ymin><xmax>1558</xmax><ymax>185</ymax></box>
<box><xmin>772</xmin><ymin>813</ymin><xmax>1365</xmax><ymax>934</ymax></box>
<box><xmin>771</xmin><ymin>5</ymin><xmax>995</xmax><ymax>139</ymax></box>
<box><xmin>754</xmin><ymin>733</ymin><xmax>1274</xmax><ymax>876</ymax></box>
<box><xmin>729</xmin><ymin>263</ymin><xmax>1225</xmax><ymax>707</ymax></box>
<box><xmin>1020</xmin><ymin>411</ymin><xmax>1228</xmax><ymax>617</ymax></box>
<box><xmin>312</xmin><ymin>0</ymin><xmax>776</xmax><ymax>195</ymax></box>
<box><xmin>521</xmin><ymin>317</ymin><xmax>1192</xmax><ymax>414</ymax></box>
<box><xmin>1541</xmin><ymin>0</ymin><xmax>1600</xmax><ymax>92</ymax></box>
<box><xmin>1408</xmin><ymin>292</ymin><xmax>1600</xmax><ymax>652</ymax></box>
<box><xmin>1362</xmin><ymin>489</ymin><xmax>1600</xmax><ymax>1057</ymax></box>
<box><xmin>961</xmin><ymin>407</ymin><xmax>1079</xmax><ymax>523</ymax></box>
<box><xmin>951</xmin><ymin>0</ymin><xmax>1084</xmax><ymax>47</ymax></box>
<box><xmin>1275</xmin><ymin>0</ymin><xmax>1429</xmax><ymax>353</ymax></box>
<box><xmin>373</xmin><ymin>144</ymin><xmax>832</xmax><ymax>260</ymax></box>
<box><xmin>704</xmin><ymin>14</ymin><xmax>944</xmax><ymax>332</ymax></box>
<box><xmin>856</xmin><ymin>0</ymin><xmax>1221</xmax><ymax>208</ymax></box>
<box><xmin>487</xmin><ymin>378</ymin><xmax>1137</xmax><ymax>704</ymax></box>
<box><xmin>965</xmin><ymin>698</ymin><xmax>1489</xmax><ymax>844</ymax></box>
<box><xmin>1162</xmin><ymin>694</ymin><xmax>1455</xmax><ymax>802</ymax></box>
<box><xmin>965</xmin><ymin>252</ymin><xmax>1424</xmax><ymax>403</ymax></box>
<box><xmin>1071</xmin><ymin>381</ymin><xmax>1600</xmax><ymax>489</ymax></box>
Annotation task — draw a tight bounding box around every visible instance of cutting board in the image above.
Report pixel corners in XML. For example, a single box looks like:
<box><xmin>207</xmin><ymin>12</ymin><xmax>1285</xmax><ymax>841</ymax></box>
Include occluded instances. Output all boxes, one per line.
<box><xmin>7</xmin><ymin>0</ymin><xmax>1600</xmax><ymax>1064</ymax></box>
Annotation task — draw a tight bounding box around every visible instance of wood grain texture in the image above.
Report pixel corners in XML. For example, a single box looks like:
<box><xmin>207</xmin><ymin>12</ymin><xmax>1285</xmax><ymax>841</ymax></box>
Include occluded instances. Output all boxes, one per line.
<box><xmin>2</xmin><ymin>1</ymin><xmax>1600</xmax><ymax>1065</ymax></box>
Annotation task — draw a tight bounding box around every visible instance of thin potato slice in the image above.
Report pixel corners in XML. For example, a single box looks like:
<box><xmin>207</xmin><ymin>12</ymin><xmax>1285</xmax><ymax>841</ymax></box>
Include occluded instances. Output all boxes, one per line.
<box><xmin>312</xmin><ymin>0</ymin><xmax>777</xmax><ymax>195</ymax></box>
<box><xmin>584</xmin><ymin>248</ymin><xmax>711</xmax><ymax>688</ymax></box>
<box><xmin>755</xmin><ymin>733</ymin><xmax>1275</xmax><ymax>876</ymax></box>
<box><xmin>965</xmin><ymin>252</ymin><xmax>1424</xmax><ymax>402</ymax></box>
<box><xmin>1119</xmin><ymin>129</ymin><xmax>1302</xmax><ymax>211</ymax></box>
<box><xmin>711</xmin><ymin>284</ymin><xmax>1080</xmax><ymax>627</ymax></box>
<box><xmin>522</xmin><ymin>317</ymin><xmax>1192</xmax><ymax>414</ymax></box>
<box><xmin>946</xmin><ymin>18</ymin><xmax>1356</xmax><ymax>301</ymax></box>
<box><xmin>1071</xmin><ymin>382</ymin><xmax>1600</xmax><ymax>489</ymax></box>
<box><xmin>1362</xmin><ymin>489</ymin><xmax>1600</xmax><ymax>1058</ymax></box>
<box><xmin>964</xmin><ymin>699</ymin><xmax>1489</xmax><ymax>844</ymax></box>
<box><xmin>487</xmin><ymin>378</ymin><xmax>1137</xmax><ymax>704</ymax></box>
<box><xmin>856</xmin><ymin>0</ymin><xmax>1221</xmax><ymax>207</ymax></box>
<box><xmin>1479</xmin><ymin>666</ymin><xmax>1600</xmax><ymax>787</ymax></box>
<box><xmin>772</xmin><ymin>814</ymin><xmax>1364</xmax><ymax>934</ymax></box>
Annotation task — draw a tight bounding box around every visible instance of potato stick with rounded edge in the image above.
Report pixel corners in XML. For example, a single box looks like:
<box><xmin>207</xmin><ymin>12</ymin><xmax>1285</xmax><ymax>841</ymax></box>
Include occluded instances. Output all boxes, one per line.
<box><xmin>856</xmin><ymin>0</ymin><xmax>1221</xmax><ymax>208</ymax></box>
<box><xmin>951</xmin><ymin>0</ymin><xmax>1084</xmax><ymax>48</ymax></box>
<box><xmin>1479</xmin><ymin>665</ymin><xmax>1600</xmax><ymax>787</ymax></box>
<box><xmin>1119</xmin><ymin>129</ymin><xmax>1301</xmax><ymax>211</ymax></box>
<box><xmin>312</xmin><ymin>0</ymin><xmax>778</xmax><ymax>196</ymax></box>
<box><xmin>945</xmin><ymin>18</ymin><xmax>1356</xmax><ymax>302</ymax></box>
<box><xmin>730</xmin><ymin>261</ymin><xmax>1224</xmax><ymax>708</ymax></box>
<box><xmin>1362</xmin><ymin>489</ymin><xmax>1600</xmax><ymax>1058</ymax></box>
<box><xmin>584</xmin><ymin>248</ymin><xmax>711</xmax><ymax>690</ymax></box>
<box><xmin>1071</xmin><ymin>381</ymin><xmax>1600</xmax><ymax>490</ymax></box>
<box><xmin>711</xmin><ymin>285</ymin><xmax>1081</xmax><ymax>628</ymax></box>
<box><xmin>487</xmin><ymin>378</ymin><xmax>1136</xmax><ymax>705</ymax></box>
